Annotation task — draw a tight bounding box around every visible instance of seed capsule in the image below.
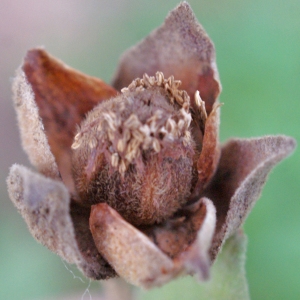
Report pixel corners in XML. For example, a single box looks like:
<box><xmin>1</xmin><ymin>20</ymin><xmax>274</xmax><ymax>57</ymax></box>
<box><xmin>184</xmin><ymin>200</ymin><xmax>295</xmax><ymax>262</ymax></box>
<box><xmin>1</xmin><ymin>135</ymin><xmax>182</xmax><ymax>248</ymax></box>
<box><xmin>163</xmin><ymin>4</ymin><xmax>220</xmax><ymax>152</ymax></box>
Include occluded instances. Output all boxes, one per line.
<box><xmin>72</xmin><ymin>73</ymin><xmax>199</xmax><ymax>226</ymax></box>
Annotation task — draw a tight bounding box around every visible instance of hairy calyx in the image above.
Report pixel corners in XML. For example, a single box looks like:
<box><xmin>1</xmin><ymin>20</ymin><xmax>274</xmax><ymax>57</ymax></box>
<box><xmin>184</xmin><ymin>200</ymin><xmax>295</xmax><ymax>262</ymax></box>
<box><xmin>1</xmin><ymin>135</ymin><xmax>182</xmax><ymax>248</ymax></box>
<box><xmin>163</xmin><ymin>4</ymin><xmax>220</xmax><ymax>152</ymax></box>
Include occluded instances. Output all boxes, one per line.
<box><xmin>72</xmin><ymin>72</ymin><xmax>206</xmax><ymax>226</ymax></box>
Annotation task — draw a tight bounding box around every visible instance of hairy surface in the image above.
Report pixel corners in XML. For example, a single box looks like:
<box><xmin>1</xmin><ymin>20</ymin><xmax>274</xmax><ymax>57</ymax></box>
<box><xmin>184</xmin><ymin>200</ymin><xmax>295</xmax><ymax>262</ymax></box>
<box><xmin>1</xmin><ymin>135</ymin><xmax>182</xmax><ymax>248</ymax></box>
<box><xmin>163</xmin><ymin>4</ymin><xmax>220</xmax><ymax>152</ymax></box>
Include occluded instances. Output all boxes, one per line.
<box><xmin>205</xmin><ymin>136</ymin><xmax>296</xmax><ymax>259</ymax></box>
<box><xmin>13</xmin><ymin>69</ymin><xmax>59</xmax><ymax>179</ymax></box>
<box><xmin>72</xmin><ymin>73</ymin><xmax>197</xmax><ymax>225</ymax></box>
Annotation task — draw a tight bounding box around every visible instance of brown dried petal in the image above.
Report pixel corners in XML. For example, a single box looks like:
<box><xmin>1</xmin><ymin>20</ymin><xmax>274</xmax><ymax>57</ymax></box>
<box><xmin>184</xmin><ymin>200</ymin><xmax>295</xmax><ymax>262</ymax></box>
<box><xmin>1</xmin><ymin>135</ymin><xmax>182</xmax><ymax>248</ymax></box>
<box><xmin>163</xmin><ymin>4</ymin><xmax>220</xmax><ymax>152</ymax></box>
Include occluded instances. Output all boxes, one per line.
<box><xmin>112</xmin><ymin>2</ymin><xmax>221</xmax><ymax>114</ymax></box>
<box><xmin>6</xmin><ymin>164</ymin><xmax>115</xmax><ymax>280</ymax></box>
<box><xmin>205</xmin><ymin>136</ymin><xmax>296</xmax><ymax>259</ymax></box>
<box><xmin>90</xmin><ymin>198</ymin><xmax>216</xmax><ymax>288</ymax></box>
<box><xmin>20</xmin><ymin>48</ymin><xmax>118</xmax><ymax>191</ymax></box>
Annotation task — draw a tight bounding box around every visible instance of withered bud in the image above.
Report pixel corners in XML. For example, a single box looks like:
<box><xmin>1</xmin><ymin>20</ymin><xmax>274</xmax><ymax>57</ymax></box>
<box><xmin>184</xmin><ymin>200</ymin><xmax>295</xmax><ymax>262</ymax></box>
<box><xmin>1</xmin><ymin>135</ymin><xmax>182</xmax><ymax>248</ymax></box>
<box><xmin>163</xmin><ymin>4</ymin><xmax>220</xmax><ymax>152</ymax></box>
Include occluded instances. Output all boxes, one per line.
<box><xmin>72</xmin><ymin>72</ymin><xmax>201</xmax><ymax>226</ymax></box>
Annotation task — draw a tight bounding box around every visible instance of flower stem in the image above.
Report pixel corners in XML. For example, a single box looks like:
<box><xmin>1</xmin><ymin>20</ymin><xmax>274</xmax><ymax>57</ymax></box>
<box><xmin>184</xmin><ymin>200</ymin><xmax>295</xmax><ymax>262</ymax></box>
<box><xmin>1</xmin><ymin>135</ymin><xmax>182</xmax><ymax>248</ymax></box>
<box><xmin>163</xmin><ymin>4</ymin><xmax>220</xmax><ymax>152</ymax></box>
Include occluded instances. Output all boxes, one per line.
<box><xmin>102</xmin><ymin>278</ymin><xmax>136</xmax><ymax>300</ymax></box>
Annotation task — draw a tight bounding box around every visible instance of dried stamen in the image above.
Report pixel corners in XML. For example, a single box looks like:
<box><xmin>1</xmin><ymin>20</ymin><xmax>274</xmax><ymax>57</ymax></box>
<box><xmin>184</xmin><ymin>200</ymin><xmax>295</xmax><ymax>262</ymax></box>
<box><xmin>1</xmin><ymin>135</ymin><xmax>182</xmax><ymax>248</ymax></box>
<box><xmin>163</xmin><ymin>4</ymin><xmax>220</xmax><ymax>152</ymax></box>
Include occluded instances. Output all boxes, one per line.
<box><xmin>122</xmin><ymin>72</ymin><xmax>190</xmax><ymax>111</ymax></box>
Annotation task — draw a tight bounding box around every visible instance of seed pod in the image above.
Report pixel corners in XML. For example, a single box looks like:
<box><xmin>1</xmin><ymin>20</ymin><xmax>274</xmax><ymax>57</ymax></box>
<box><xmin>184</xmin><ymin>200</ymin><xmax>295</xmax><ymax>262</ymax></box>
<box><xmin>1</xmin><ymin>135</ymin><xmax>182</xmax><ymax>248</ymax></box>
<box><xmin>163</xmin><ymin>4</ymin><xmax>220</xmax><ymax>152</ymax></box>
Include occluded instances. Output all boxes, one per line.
<box><xmin>72</xmin><ymin>73</ymin><xmax>198</xmax><ymax>226</ymax></box>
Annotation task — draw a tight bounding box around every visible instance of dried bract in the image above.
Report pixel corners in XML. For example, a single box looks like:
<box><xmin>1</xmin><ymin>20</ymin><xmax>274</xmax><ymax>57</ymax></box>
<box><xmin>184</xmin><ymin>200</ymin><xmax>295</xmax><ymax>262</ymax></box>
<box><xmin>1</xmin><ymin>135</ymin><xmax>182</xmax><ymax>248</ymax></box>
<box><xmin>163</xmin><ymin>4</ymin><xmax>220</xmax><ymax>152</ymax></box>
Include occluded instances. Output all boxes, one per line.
<box><xmin>7</xmin><ymin>1</ymin><xmax>295</xmax><ymax>289</ymax></box>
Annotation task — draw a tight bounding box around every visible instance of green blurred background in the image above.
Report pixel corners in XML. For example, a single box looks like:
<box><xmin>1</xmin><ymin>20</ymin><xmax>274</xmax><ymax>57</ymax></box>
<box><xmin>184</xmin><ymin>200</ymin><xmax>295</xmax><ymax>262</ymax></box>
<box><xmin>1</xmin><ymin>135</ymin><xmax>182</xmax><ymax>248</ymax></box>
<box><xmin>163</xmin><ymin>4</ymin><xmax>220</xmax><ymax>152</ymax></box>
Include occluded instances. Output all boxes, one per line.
<box><xmin>0</xmin><ymin>0</ymin><xmax>299</xmax><ymax>299</ymax></box>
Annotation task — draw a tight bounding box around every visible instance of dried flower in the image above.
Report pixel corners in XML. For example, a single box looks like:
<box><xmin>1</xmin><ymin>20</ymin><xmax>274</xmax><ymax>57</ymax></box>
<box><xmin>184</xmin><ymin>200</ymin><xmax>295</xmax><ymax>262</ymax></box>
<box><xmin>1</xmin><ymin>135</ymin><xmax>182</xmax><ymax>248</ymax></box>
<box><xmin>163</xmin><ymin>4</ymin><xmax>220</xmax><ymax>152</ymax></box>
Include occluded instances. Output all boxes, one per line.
<box><xmin>7</xmin><ymin>2</ymin><xmax>295</xmax><ymax>289</ymax></box>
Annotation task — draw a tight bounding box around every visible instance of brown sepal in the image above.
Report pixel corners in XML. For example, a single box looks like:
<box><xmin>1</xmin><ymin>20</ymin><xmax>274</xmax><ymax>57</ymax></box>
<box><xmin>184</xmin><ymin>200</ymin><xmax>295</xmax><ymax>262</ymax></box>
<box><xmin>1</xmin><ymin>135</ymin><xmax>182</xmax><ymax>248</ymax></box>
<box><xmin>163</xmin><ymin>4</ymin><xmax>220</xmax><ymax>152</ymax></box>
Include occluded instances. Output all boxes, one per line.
<box><xmin>192</xmin><ymin>103</ymin><xmax>221</xmax><ymax>198</ymax></box>
<box><xmin>7</xmin><ymin>164</ymin><xmax>115</xmax><ymax>280</ymax></box>
<box><xmin>22</xmin><ymin>48</ymin><xmax>118</xmax><ymax>191</ymax></box>
<box><xmin>112</xmin><ymin>2</ymin><xmax>221</xmax><ymax>114</ymax></box>
<box><xmin>90</xmin><ymin>202</ymin><xmax>176</xmax><ymax>288</ymax></box>
<box><xmin>205</xmin><ymin>136</ymin><xmax>296</xmax><ymax>259</ymax></box>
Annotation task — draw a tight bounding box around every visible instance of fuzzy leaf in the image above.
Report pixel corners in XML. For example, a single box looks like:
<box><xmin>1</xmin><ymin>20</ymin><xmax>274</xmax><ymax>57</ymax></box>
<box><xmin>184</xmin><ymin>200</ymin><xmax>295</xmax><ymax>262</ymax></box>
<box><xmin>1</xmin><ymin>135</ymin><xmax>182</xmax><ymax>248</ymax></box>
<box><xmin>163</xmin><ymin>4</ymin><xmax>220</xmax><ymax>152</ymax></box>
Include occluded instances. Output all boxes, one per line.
<box><xmin>13</xmin><ymin>68</ymin><xmax>59</xmax><ymax>179</ymax></box>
